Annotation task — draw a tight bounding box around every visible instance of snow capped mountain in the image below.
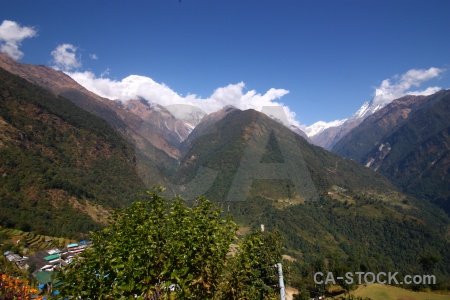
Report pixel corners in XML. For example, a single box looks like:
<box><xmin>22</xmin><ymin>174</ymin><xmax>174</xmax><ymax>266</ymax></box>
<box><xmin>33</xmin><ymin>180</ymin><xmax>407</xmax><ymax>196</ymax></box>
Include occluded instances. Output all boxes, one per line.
<box><xmin>305</xmin><ymin>87</ymin><xmax>395</xmax><ymax>141</ymax></box>
<box><xmin>352</xmin><ymin>89</ymin><xmax>392</xmax><ymax>119</ymax></box>
<box><xmin>305</xmin><ymin>119</ymin><xmax>347</xmax><ymax>137</ymax></box>
<box><xmin>165</xmin><ymin>104</ymin><xmax>208</xmax><ymax>130</ymax></box>
<box><xmin>353</xmin><ymin>99</ymin><xmax>385</xmax><ymax>120</ymax></box>
<box><xmin>306</xmin><ymin>92</ymin><xmax>393</xmax><ymax>149</ymax></box>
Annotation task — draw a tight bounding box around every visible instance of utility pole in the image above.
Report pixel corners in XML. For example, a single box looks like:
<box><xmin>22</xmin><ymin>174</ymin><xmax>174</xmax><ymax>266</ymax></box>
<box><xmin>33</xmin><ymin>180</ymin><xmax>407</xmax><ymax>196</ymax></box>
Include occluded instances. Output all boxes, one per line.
<box><xmin>276</xmin><ymin>263</ymin><xmax>286</xmax><ymax>300</ymax></box>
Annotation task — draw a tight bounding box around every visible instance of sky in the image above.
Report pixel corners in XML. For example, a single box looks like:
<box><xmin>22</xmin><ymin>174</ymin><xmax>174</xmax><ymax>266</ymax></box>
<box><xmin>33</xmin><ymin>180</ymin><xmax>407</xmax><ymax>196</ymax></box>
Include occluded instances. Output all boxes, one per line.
<box><xmin>1</xmin><ymin>0</ymin><xmax>449</xmax><ymax>127</ymax></box>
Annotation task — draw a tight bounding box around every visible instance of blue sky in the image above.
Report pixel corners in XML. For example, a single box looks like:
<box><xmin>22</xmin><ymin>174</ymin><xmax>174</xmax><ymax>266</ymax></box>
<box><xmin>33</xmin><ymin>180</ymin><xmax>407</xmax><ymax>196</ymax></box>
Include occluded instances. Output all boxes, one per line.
<box><xmin>1</xmin><ymin>0</ymin><xmax>449</xmax><ymax>126</ymax></box>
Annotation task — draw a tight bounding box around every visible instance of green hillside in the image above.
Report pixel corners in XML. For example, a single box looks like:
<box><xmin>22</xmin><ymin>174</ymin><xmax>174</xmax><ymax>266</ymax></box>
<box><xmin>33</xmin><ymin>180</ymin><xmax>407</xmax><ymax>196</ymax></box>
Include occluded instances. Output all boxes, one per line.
<box><xmin>173</xmin><ymin>108</ymin><xmax>450</xmax><ymax>282</ymax></box>
<box><xmin>0</xmin><ymin>68</ymin><xmax>146</xmax><ymax>238</ymax></box>
<box><xmin>176</xmin><ymin>109</ymin><xmax>398</xmax><ymax>201</ymax></box>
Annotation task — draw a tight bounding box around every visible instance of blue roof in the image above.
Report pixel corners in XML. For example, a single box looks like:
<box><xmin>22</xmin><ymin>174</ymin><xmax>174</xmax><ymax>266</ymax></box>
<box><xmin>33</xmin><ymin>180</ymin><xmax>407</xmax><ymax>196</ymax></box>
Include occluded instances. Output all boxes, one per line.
<box><xmin>67</xmin><ymin>243</ymin><xmax>78</xmax><ymax>248</ymax></box>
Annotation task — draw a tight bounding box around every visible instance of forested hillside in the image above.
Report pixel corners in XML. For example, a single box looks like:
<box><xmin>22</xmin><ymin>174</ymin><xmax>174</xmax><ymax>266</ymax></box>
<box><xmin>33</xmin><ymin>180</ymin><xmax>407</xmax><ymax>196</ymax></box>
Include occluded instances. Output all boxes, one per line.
<box><xmin>174</xmin><ymin>107</ymin><xmax>450</xmax><ymax>281</ymax></box>
<box><xmin>0</xmin><ymin>68</ymin><xmax>146</xmax><ymax>237</ymax></box>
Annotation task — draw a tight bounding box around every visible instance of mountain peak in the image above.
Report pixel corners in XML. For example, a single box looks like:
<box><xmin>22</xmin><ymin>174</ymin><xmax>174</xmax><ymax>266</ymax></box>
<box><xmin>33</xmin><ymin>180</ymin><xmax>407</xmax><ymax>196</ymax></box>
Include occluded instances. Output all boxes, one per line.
<box><xmin>164</xmin><ymin>104</ymin><xmax>208</xmax><ymax>130</ymax></box>
<box><xmin>375</xmin><ymin>87</ymin><xmax>390</xmax><ymax>97</ymax></box>
<box><xmin>305</xmin><ymin>119</ymin><xmax>347</xmax><ymax>137</ymax></box>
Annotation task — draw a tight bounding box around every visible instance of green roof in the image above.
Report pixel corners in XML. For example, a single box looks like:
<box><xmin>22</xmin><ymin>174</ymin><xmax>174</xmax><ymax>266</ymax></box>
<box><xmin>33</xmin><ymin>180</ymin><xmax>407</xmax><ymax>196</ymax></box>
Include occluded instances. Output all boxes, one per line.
<box><xmin>35</xmin><ymin>271</ymin><xmax>52</xmax><ymax>284</ymax></box>
<box><xmin>35</xmin><ymin>271</ymin><xmax>60</xmax><ymax>286</ymax></box>
<box><xmin>44</xmin><ymin>254</ymin><xmax>60</xmax><ymax>261</ymax></box>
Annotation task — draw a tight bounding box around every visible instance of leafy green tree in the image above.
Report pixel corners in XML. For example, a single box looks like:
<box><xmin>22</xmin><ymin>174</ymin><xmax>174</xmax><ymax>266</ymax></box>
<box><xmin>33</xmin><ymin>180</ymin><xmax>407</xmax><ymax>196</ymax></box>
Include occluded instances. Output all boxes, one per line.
<box><xmin>293</xmin><ymin>285</ymin><xmax>310</xmax><ymax>300</ymax></box>
<box><xmin>219</xmin><ymin>230</ymin><xmax>283</xmax><ymax>300</ymax></box>
<box><xmin>56</xmin><ymin>189</ymin><xmax>237</xmax><ymax>299</ymax></box>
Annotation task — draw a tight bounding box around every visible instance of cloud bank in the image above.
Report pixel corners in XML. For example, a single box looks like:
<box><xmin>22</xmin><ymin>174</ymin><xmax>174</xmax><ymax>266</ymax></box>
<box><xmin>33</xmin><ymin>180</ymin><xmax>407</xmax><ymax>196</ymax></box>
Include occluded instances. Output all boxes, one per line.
<box><xmin>373</xmin><ymin>67</ymin><xmax>443</xmax><ymax>105</ymax></box>
<box><xmin>68</xmin><ymin>70</ymin><xmax>300</xmax><ymax>126</ymax></box>
<box><xmin>48</xmin><ymin>44</ymin><xmax>297</xmax><ymax>125</ymax></box>
<box><xmin>67</xmin><ymin>66</ymin><xmax>444</xmax><ymax>129</ymax></box>
<box><xmin>51</xmin><ymin>44</ymin><xmax>81</xmax><ymax>71</ymax></box>
<box><xmin>59</xmin><ymin>45</ymin><xmax>444</xmax><ymax>129</ymax></box>
<box><xmin>0</xmin><ymin>20</ymin><xmax>37</xmax><ymax>60</ymax></box>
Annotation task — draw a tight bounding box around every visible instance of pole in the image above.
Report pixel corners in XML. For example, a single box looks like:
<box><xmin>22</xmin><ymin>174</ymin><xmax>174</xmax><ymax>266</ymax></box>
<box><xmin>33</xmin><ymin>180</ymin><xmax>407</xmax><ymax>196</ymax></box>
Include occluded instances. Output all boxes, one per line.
<box><xmin>276</xmin><ymin>263</ymin><xmax>286</xmax><ymax>300</ymax></box>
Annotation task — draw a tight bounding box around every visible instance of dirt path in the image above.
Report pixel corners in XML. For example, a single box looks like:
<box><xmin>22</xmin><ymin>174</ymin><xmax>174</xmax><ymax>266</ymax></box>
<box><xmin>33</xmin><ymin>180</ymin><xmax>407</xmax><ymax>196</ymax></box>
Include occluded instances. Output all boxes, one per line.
<box><xmin>286</xmin><ymin>286</ymin><xmax>299</xmax><ymax>300</ymax></box>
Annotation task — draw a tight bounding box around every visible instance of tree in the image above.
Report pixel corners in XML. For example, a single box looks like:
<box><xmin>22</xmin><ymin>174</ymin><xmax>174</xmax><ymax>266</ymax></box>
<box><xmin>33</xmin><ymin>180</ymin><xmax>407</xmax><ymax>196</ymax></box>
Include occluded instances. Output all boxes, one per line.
<box><xmin>218</xmin><ymin>230</ymin><xmax>283</xmax><ymax>300</ymax></box>
<box><xmin>419</xmin><ymin>254</ymin><xmax>441</xmax><ymax>273</ymax></box>
<box><xmin>0</xmin><ymin>273</ymin><xmax>43</xmax><ymax>300</ymax></box>
<box><xmin>56</xmin><ymin>189</ymin><xmax>237</xmax><ymax>299</ymax></box>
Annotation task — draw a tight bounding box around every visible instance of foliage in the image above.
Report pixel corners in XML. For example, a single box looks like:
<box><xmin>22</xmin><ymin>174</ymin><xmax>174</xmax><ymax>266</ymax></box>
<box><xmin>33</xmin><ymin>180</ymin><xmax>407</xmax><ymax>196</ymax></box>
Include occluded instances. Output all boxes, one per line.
<box><xmin>56</xmin><ymin>190</ymin><xmax>238</xmax><ymax>299</ymax></box>
<box><xmin>219</xmin><ymin>230</ymin><xmax>282</xmax><ymax>299</ymax></box>
<box><xmin>0</xmin><ymin>273</ymin><xmax>43</xmax><ymax>300</ymax></box>
<box><xmin>228</xmin><ymin>193</ymin><xmax>450</xmax><ymax>288</ymax></box>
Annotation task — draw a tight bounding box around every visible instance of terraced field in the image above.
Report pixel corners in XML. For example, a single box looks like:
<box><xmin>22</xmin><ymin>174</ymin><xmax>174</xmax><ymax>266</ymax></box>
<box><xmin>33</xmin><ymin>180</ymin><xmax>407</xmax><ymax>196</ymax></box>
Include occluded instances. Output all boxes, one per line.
<box><xmin>0</xmin><ymin>227</ymin><xmax>75</xmax><ymax>252</ymax></box>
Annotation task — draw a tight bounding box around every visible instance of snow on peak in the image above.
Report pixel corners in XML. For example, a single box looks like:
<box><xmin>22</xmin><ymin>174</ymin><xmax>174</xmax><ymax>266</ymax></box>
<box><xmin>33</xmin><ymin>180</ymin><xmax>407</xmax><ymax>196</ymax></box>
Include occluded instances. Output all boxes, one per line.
<box><xmin>305</xmin><ymin>119</ymin><xmax>347</xmax><ymax>137</ymax></box>
<box><xmin>353</xmin><ymin>100</ymin><xmax>386</xmax><ymax>120</ymax></box>
<box><xmin>355</xmin><ymin>101</ymin><xmax>370</xmax><ymax>119</ymax></box>
<box><xmin>375</xmin><ymin>88</ymin><xmax>389</xmax><ymax>97</ymax></box>
<box><xmin>165</xmin><ymin>104</ymin><xmax>208</xmax><ymax>128</ymax></box>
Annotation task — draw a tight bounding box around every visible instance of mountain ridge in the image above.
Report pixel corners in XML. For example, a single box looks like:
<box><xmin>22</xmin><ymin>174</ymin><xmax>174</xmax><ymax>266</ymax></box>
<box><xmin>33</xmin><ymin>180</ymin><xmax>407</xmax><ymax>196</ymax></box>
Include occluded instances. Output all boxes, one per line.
<box><xmin>307</xmin><ymin>95</ymin><xmax>389</xmax><ymax>149</ymax></box>
<box><xmin>332</xmin><ymin>90</ymin><xmax>450</xmax><ymax>213</ymax></box>
<box><xmin>176</xmin><ymin>107</ymin><xmax>399</xmax><ymax>202</ymax></box>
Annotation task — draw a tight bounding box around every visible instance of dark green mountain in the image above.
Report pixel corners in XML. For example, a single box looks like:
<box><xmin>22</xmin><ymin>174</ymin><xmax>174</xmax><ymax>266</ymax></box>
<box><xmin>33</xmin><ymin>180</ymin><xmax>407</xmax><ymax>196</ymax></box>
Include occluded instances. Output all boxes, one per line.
<box><xmin>333</xmin><ymin>90</ymin><xmax>450</xmax><ymax>214</ymax></box>
<box><xmin>174</xmin><ymin>107</ymin><xmax>450</xmax><ymax>280</ymax></box>
<box><xmin>176</xmin><ymin>108</ymin><xmax>398</xmax><ymax>201</ymax></box>
<box><xmin>0</xmin><ymin>67</ymin><xmax>146</xmax><ymax>238</ymax></box>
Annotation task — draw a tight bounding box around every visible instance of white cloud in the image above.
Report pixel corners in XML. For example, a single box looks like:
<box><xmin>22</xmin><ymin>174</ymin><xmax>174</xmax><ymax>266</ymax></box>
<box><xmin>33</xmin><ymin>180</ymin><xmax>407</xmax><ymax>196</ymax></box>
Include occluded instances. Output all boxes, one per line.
<box><xmin>373</xmin><ymin>67</ymin><xmax>444</xmax><ymax>105</ymax></box>
<box><xmin>0</xmin><ymin>20</ymin><xmax>37</xmax><ymax>60</ymax></box>
<box><xmin>66</xmin><ymin>70</ymin><xmax>300</xmax><ymax>126</ymax></box>
<box><xmin>89</xmin><ymin>53</ymin><xmax>98</xmax><ymax>60</ymax></box>
<box><xmin>100</xmin><ymin>68</ymin><xmax>110</xmax><ymax>78</ymax></box>
<box><xmin>51</xmin><ymin>44</ymin><xmax>81</xmax><ymax>71</ymax></box>
<box><xmin>406</xmin><ymin>86</ymin><xmax>442</xmax><ymax>96</ymax></box>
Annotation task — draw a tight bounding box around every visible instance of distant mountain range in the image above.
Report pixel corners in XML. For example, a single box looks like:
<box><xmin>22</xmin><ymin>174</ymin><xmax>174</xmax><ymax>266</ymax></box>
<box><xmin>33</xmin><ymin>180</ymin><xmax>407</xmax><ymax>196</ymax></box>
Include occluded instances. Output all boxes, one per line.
<box><xmin>306</xmin><ymin>90</ymin><xmax>390</xmax><ymax>150</ymax></box>
<box><xmin>1</xmin><ymin>54</ymin><xmax>449</xmax><ymax>279</ymax></box>
<box><xmin>1</xmin><ymin>53</ymin><xmax>448</xmax><ymax>210</ymax></box>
